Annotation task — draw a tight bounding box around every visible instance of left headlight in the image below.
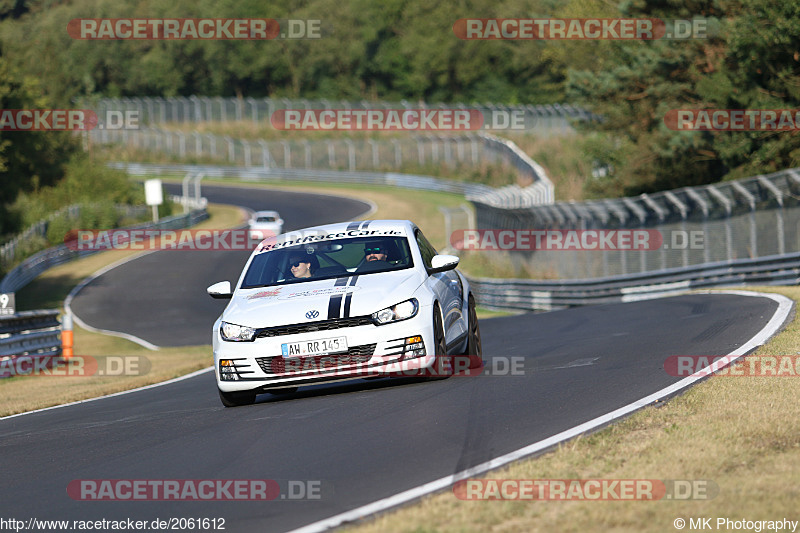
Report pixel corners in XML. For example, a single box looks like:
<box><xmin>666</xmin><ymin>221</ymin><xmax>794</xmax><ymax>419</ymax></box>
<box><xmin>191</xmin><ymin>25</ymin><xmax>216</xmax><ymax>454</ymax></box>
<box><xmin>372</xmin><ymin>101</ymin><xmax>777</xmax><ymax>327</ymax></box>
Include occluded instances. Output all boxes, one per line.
<box><xmin>372</xmin><ymin>298</ymin><xmax>419</xmax><ymax>325</ymax></box>
<box><xmin>220</xmin><ymin>321</ymin><xmax>256</xmax><ymax>342</ymax></box>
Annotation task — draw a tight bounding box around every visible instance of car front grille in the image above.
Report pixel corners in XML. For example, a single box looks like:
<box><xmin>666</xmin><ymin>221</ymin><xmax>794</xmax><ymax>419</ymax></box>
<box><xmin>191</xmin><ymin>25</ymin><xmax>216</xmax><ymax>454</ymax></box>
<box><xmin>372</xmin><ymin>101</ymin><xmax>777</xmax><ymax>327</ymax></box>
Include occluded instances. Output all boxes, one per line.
<box><xmin>255</xmin><ymin>344</ymin><xmax>376</xmax><ymax>374</ymax></box>
<box><xmin>254</xmin><ymin>316</ymin><xmax>373</xmax><ymax>338</ymax></box>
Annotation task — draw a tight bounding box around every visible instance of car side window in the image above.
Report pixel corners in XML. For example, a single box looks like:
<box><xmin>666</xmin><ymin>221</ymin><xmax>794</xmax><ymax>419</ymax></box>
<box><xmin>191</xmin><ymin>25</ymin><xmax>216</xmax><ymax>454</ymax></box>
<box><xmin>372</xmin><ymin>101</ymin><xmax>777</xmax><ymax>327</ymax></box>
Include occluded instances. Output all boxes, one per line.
<box><xmin>415</xmin><ymin>230</ymin><xmax>438</xmax><ymax>270</ymax></box>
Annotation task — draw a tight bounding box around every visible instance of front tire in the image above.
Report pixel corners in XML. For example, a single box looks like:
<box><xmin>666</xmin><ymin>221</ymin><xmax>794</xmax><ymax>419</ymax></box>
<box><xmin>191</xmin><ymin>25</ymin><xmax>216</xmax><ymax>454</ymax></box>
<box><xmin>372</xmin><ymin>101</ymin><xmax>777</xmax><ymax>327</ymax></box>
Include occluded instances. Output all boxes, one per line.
<box><xmin>463</xmin><ymin>294</ymin><xmax>483</xmax><ymax>369</ymax></box>
<box><xmin>218</xmin><ymin>388</ymin><xmax>257</xmax><ymax>407</ymax></box>
<box><xmin>427</xmin><ymin>303</ymin><xmax>452</xmax><ymax>379</ymax></box>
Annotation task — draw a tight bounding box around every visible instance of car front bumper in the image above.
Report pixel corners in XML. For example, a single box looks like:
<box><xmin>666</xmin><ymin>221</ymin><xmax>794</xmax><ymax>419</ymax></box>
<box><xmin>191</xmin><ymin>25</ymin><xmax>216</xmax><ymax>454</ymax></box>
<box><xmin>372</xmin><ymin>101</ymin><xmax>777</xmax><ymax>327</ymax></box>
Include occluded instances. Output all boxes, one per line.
<box><xmin>213</xmin><ymin>309</ymin><xmax>437</xmax><ymax>392</ymax></box>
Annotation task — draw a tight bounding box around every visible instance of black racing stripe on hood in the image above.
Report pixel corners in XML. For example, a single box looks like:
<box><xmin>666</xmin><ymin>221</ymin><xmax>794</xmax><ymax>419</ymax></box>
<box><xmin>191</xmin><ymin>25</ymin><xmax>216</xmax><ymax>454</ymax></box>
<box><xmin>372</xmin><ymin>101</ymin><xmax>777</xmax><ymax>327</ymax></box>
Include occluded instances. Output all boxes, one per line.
<box><xmin>328</xmin><ymin>295</ymin><xmax>342</xmax><ymax>319</ymax></box>
<box><xmin>327</xmin><ymin>277</ymin><xmax>349</xmax><ymax>319</ymax></box>
<box><xmin>347</xmin><ymin>221</ymin><xmax>361</xmax><ymax>231</ymax></box>
<box><xmin>343</xmin><ymin>292</ymin><xmax>353</xmax><ymax>318</ymax></box>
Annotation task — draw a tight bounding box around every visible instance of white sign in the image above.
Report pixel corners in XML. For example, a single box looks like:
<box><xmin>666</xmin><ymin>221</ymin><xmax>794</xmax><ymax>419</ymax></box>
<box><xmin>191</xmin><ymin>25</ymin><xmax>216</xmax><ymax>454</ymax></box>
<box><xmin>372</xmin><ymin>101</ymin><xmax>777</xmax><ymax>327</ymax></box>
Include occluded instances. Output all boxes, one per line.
<box><xmin>0</xmin><ymin>293</ymin><xmax>15</xmax><ymax>316</ymax></box>
<box><xmin>144</xmin><ymin>179</ymin><xmax>163</xmax><ymax>206</ymax></box>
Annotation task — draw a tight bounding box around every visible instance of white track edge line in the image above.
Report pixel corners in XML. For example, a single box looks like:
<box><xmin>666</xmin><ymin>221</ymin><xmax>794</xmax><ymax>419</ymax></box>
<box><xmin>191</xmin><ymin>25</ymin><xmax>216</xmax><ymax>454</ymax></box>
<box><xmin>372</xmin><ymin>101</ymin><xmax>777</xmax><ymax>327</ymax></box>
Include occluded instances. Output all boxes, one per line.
<box><xmin>64</xmin><ymin>249</ymin><xmax>162</xmax><ymax>351</ymax></box>
<box><xmin>286</xmin><ymin>289</ymin><xmax>794</xmax><ymax>533</ymax></box>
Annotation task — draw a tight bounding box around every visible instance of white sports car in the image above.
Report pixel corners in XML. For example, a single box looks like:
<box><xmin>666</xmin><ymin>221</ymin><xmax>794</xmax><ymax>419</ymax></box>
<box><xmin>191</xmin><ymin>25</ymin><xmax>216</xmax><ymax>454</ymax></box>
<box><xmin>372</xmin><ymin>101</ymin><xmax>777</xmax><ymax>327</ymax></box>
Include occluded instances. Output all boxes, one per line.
<box><xmin>247</xmin><ymin>210</ymin><xmax>284</xmax><ymax>240</ymax></box>
<box><xmin>207</xmin><ymin>219</ymin><xmax>482</xmax><ymax>407</ymax></box>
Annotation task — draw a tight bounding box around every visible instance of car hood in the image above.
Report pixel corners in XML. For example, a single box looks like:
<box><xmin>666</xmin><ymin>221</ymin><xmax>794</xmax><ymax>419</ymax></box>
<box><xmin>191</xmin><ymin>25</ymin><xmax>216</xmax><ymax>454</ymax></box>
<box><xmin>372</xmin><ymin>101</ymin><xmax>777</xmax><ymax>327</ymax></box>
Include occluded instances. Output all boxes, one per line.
<box><xmin>223</xmin><ymin>269</ymin><xmax>424</xmax><ymax>328</ymax></box>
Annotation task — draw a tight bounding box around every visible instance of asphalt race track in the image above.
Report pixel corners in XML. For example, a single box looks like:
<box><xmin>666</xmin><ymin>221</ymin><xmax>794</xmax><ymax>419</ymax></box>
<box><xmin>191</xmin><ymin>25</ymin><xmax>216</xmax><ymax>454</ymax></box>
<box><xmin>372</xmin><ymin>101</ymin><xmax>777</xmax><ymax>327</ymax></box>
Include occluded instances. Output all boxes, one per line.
<box><xmin>0</xmin><ymin>184</ymin><xmax>788</xmax><ymax>532</ymax></box>
<box><xmin>68</xmin><ymin>183</ymin><xmax>372</xmax><ymax>347</ymax></box>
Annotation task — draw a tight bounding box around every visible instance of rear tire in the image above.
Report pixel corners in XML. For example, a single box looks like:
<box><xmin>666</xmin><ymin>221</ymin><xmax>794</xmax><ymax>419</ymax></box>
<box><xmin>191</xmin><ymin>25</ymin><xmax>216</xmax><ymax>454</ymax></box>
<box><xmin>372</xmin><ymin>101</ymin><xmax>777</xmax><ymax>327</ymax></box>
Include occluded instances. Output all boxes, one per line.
<box><xmin>218</xmin><ymin>389</ymin><xmax>257</xmax><ymax>407</ymax></box>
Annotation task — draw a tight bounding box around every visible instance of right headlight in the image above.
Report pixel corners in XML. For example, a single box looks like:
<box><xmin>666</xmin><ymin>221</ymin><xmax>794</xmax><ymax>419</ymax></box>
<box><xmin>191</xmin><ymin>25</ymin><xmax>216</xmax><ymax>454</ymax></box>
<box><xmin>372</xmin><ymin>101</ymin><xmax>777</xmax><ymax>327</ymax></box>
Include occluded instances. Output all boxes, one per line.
<box><xmin>220</xmin><ymin>321</ymin><xmax>256</xmax><ymax>342</ymax></box>
<box><xmin>372</xmin><ymin>298</ymin><xmax>419</xmax><ymax>325</ymax></box>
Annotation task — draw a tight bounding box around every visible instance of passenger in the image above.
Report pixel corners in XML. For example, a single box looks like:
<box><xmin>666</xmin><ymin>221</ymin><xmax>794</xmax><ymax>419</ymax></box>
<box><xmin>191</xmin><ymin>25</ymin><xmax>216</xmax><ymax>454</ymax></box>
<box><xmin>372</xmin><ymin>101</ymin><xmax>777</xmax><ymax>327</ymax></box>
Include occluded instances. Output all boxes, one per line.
<box><xmin>288</xmin><ymin>254</ymin><xmax>314</xmax><ymax>278</ymax></box>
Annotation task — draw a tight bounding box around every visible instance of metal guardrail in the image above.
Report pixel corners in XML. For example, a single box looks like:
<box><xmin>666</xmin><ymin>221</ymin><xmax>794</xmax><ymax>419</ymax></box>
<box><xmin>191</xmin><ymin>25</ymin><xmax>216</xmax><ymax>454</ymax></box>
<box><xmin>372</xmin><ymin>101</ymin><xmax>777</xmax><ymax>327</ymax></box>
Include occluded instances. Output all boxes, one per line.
<box><xmin>0</xmin><ymin>310</ymin><xmax>62</xmax><ymax>376</ymax></box>
<box><xmin>0</xmin><ymin>209</ymin><xmax>209</xmax><ymax>294</ymax></box>
<box><xmin>471</xmin><ymin>251</ymin><xmax>800</xmax><ymax>311</ymax></box>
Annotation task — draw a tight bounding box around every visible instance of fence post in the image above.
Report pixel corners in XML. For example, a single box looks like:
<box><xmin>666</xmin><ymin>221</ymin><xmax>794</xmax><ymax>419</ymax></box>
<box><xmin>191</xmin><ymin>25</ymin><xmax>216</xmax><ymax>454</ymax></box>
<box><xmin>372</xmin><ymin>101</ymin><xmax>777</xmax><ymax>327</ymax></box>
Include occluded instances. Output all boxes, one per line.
<box><xmin>392</xmin><ymin>139</ymin><xmax>402</xmax><ymax>167</ymax></box>
<box><xmin>345</xmin><ymin>139</ymin><xmax>355</xmax><ymax>171</ymax></box>
<box><xmin>258</xmin><ymin>140</ymin><xmax>271</xmax><ymax>168</ymax></box>
<box><xmin>282</xmin><ymin>141</ymin><xmax>291</xmax><ymax>168</ymax></box>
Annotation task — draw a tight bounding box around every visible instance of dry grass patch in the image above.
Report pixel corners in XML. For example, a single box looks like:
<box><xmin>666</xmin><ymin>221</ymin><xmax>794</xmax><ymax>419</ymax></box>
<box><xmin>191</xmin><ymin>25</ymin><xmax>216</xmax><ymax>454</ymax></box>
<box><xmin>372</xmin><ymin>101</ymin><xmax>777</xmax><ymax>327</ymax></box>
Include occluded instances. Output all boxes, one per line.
<box><xmin>343</xmin><ymin>286</ymin><xmax>800</xmax><ymax>532</ymax></box>
<box><xmin>0</xmin><ymin>325</ymin><xmax>211</xmax><ymax>417</ymax></box>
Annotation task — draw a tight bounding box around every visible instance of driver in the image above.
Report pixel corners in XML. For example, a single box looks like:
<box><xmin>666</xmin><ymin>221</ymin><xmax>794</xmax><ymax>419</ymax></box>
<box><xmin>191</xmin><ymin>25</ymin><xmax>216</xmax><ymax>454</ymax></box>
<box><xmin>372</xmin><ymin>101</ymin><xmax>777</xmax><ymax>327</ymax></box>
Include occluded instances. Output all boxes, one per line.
<box><xmin>363</xmin><ymin>243</ymin><xmax>389</xmax><ymax>262</ymax></box>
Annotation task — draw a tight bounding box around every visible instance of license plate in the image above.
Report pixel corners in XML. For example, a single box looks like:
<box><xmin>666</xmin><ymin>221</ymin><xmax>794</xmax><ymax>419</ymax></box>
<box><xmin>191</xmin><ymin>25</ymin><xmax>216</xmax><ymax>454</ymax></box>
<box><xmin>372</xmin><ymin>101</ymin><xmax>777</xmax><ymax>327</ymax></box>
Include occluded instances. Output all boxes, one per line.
<box><xmin>281</xmin><ymin>336</ymin><xmax>348</xmax><ymax>357</ymax></box>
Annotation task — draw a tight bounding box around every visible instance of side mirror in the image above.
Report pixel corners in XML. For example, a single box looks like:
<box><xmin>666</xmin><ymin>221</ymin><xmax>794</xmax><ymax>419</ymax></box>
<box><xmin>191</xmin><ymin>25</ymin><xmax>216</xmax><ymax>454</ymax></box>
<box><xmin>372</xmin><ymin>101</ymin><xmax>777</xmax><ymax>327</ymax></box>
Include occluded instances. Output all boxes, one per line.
<box><xmin>429</xmin><ymin>254</ymin><xmax>460</xmax><ymax>274</ymax></box>
<box><xmin>207</xmin><ymin>281</ymin><xmax>233</xmax><ymax>300</ymax></box>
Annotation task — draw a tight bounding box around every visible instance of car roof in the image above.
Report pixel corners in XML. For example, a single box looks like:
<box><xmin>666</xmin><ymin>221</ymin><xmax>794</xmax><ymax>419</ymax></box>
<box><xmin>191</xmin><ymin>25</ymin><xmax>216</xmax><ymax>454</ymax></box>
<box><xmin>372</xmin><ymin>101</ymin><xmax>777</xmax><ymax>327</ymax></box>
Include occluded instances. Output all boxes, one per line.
<box><xmin>253</xmin><ymin>210</ymin><xmax>280</xmax><ymax>217</ymax></box>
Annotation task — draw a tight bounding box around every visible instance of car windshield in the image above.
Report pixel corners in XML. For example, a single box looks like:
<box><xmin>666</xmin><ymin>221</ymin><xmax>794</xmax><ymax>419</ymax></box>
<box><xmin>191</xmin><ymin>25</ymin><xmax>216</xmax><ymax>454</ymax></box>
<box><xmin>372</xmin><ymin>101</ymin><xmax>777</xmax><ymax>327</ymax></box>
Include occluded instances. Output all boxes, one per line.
<box><xmin>255</xmin><ymin>216</ymin><xmax>277</xmax><ymax>222</ymax></box>
<box><xmin>241</xmin><ymin>235</ymin><xmax>414</xmax><ymax>289</ymax></box>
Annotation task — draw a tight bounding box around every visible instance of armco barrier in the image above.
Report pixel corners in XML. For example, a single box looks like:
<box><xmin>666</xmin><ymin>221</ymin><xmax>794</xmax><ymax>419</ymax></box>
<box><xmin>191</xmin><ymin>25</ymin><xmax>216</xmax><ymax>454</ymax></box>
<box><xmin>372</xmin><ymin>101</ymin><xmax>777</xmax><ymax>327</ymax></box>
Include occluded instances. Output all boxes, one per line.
<box><xmin>0</xmin><ymin>310</ymin><xmax>62</xmax><ymax>376</ymax></box>
<box><xmin>470</xmin><ymin>251</ymin><xmax>800</xmax><ymax>311</ymax></box>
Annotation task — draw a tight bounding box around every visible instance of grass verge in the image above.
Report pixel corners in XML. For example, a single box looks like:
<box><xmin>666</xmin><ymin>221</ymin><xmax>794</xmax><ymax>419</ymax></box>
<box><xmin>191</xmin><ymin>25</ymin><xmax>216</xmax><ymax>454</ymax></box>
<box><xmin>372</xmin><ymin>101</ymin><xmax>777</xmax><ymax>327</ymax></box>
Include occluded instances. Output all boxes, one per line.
<box><xmin>342</xmin><ymin>286</ymin><xmax>800</xmax><ymax>532</ymax></box>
